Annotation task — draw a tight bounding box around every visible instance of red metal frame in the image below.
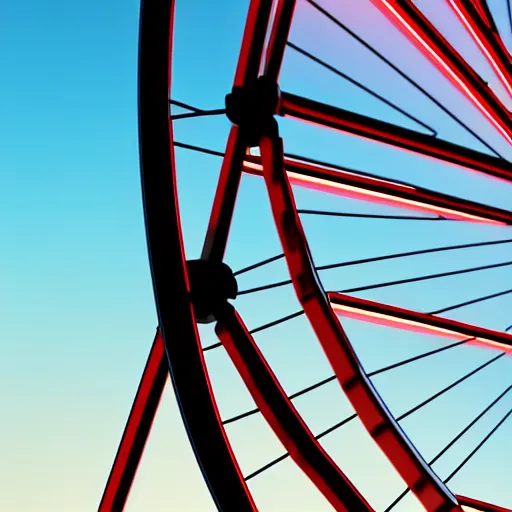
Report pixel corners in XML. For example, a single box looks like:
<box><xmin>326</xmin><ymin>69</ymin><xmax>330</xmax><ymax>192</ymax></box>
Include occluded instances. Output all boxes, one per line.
<box><xmin>446</xmin><ymin>0</ymin><xmax>512</xmax><ymax>100</ymax></box>
<box><xmin>242</xmin><ymin>154</ymin><xmax>512</xmax><ymax>225</ymax></box>
<box><xmin>201</xmin><ymin>0</ymin><xmax>296</xmax><ymax>263</ymax></box>
<box><xmin>263</xmin><ymin>0</ymin><xmax>296</xmax><ymax>79</ymax></box>
<box><xmin>258</xmin><ymin>131</ymin><xmax>462</xmax><ymax>511</ymax></box>
<box><xmin>101</xmin><ymin>0</ymin><xmax>265</xmax><ymax>509</ymax></box>
<box><xmin>99</xmin><ymin>331</ymin><xmax>167</xmax><ymax>512</ymax></box>
<box><xmin>328</xmin><ymin>293</ymin><xmax>512</xmax><ymax>353</ymax></box>
<box><xmin>280</xmin><ymin>92</ymin><xmax>512</xmax><ymax>184</ymax></box>
<box><xmin>103</xmin><ymin>1</ymin><xmax>298</xmax><ymax>510</ymax></box>
<box><xmin>215</xmin><ymin>304</ymin><xmax>373</xmax><ymax>512</ymax></box>
<box><xmin>201</xmin><ymin>0</ymin><xmax>274</xmax><ymax>262</ymax></box>
<box><xmin>369</xmin><ymin>0</ymin><xmax>512</xmax><ymax>144</ymax></box>
<box><xmin>105</xmin><ymin>0</ymin><xmax>512</xmax><ymax>509</ymax></box>
<box><xmin>457</xmin><ymin>495</ymin><xmax>512</xmax><ymax>512</ymax></box>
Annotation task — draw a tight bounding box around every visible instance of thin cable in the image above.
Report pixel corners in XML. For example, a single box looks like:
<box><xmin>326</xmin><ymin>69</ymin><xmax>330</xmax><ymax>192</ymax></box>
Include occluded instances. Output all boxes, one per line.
<box><xmin>234</xmin><ymin>254</ymin><xmax>285</xmax><ymax>276</ymax></box>
<box><xmin>171</xmin><ymin>109</ymin><xmax>226</xmax><ymax>121</ymax></box>
<box><xmin>339</xmin><ymin>259</ymin><xmax>512</xmax><ymax>295</ymax></box>
<box><xmin>169</xmin><ymin>99</ymin><xmax>202</xmax><ymax>112</ymax></box>
<box><xmin>223</xmin><ymin>336</ymin><xmax>474</xmax><ymax>424</ymax></box>
<box><xmin>508</xmin><ymin>0</ymin><xmax>512</xmax><ymax>37</ymax></box>
<box><xmin>298</xmin><ymin>209</ymin><xmax>447</xmax><ymax>221</ymax></box>
<box><xmin>173</xmin><ymin>141</ymin><xmax>225</xmax><ymax>158</ymax></box>
<box><xmin>304</xmin><ymin>0</ymin><xmax>504</xmax><ymax>158</ymax></box>
<box><xmin>224</xmin><ymin>374</ymin><xmax>336</xmax><ymax>425</ymax></box>
<box><xmin>172</xmin><ymin>140</ymin><xmax>507</xmax><ymax>211</ymax></box>
<box><xmin>443</xmin><ymin>406</ymin><xmax>512</xmax><ymax>484</ymax></box>
<box><xmin>395</xmin><ymin>352</ymin><xmax>505</xmax><ymax>422</ymax></box>
<box><xmin>430</xmin><ymin>384</ymin><xmax>512</xmax><ymax>466</ymax></box>
<box><xmin>367</xmin><ymin>337</ymin><xmax>474</xmax><ymax>377</ymax></box>
<box><xmin>237</xmin><ymin>238</ymin><xmax>512</xmax><ymax>295</ymax></box>
<box><xmin>428</xmin><ymin>287</ymin><xmax>512</xmax><ymax>315</ymax></box>
<box><xmin>246</xmin><ymin>350</ymin><xmax>504</xmax><ymax>480</ymax></box>
<box><xmin>249</xmin><ymin>310</ymin><xmax>305</xmax><ymax>334</ymax></box>
<box><xmin>238</xmin><ymin>278</ymin><xmax>291</xmax><ymax>295</ymax></box>
<box><xmin>173</xmin><ymin>139</ymin><xmax>424</xmax><ymax>188</ymax></box>
<box><xmin>284</xmin><ymin>151</ymin><xmax>440</xmax><ymax>189</ymax></box>
<box><xmin>203</xmin><ymin>310</ymin><xmax>306</xmax><ymax>352</ymax></box>
<box><xmin>322</xmin><ymin>238</ymin><xmax>512</xmax><ymax>271</ymax></box>
<box><xmin>385</xmin><ymin>383</ymin><xmax>512</xmax><ymax>511</ymax></box>
<box><xmin>244</xmin><ymin>414</ymin><xmax>357</xmax><ymax>480</ymax></box>
<box><xmin>286</xmin><ymin>41</ymin><xmax>437</xmax><ymax>136</ymax></box>
<box><xmin>244</xmin><ymin>453</ymin><xmax>290</xmax><ymax>480</ymax></box>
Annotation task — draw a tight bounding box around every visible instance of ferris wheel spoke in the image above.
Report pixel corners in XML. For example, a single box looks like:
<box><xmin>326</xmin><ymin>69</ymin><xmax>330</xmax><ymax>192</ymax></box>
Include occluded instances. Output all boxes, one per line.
<box><xmin>396</xmin><ymin>352</ymin><xmax>506</xmax><ymax>423</ymax></box>
<box><xmin>236</xmin><ymin>236</ymin><xmax>512</xmax><ymax>296</ymax></box>
<box><xmin>429</xmin><ymin>287</ymin><xmax>512</xmax><ymax>315</ymax></box>
<box><xmin>234</xmin><ymin>253</ymin><xmax>286</xmax><ymax>276</ymax></box>
<box><xmin>243</xmin><ymin>152</ymin><xmax>512</xmax><ymax>224</ymax></box>
<box><xmin>203</xmin><ymin>309</ymin><xmax>306</xmax><ymax>352</ymax></box>
<box><xmin>242</xmin><ymin>346</ymin><xmax>506</xmax><ymax>487</ymax></box>
<box><xmin>387</xmin><ymin>383</ymin><xmax>512</xmax><ymax>511</ymax></box>
<box><xmin>369</xmin><ymin>0</ymin><xmax>512</xmax><ymax>144</ymax></box>
<box><xmin>239</xmin><ymin>278</ymin><xmax>512</xmax><ymax>314</ymax></box>
<box><xmin>221</xmin><ymin>288</ymin><xmax>512</xmax><ymax>430</ymax></box>
<box><xmin>169</xmin><ymin>99</ymin><xmax>202</xmax><ymax>113</ymax></box>
<box><xmin>509</xmin><ymin>0</ymin><xmax>512</xmax><ymax>38</ymax></box>
<box><xmin>223</xmin><ymin>335</ymin><xmax>474</xmax><ymax>428</ymax></box>
<box><xmin>444</xmin><ymin>405</ymin><xmax>512</xmax><ymax>485</ymax></box>
<box><xmin>285</xmin><ymin>41</ymin><xmax>437</xmax><ymax>136</ymax></box>
<box><xmin>338</xmin><ymin>259</ymin><xmax>512</xmax><ymax>295</ymax></box>
<box><xmin>446</xmin><ymin>0</ymin><xmax>512</xmax><ymax>101</ymax></box>
<box><xmin>238</xmin><ymin>253</ymin><xmax>512</xmax><ymax>297</ymax></box>
<box><xmin>303</xmin><ymin>0</ymin><xmax>504</xmax><ymax>159</ymax></box>
<box><xmin>298</xmin><ymin>209</ymin><xmax>446</xmax><ymax>220</ymax></box>
<box><xmin>279</xmin><ymin>92</ymin><xmax>512</xmax><ymax>182</ymax></box>
<box><xmin>173</xmin><ymin>138</ymin><xmax>512</xmax><ymax>224</ymax></box>
<box><xmin>329</xmin><ymin>293</ymin><xmax>512</xmax><ymax>352</ymax></box>
<box><xmin>170</xmin><ymin>108</ymin><xmax>226</xmax><ymax>121</ymax></box>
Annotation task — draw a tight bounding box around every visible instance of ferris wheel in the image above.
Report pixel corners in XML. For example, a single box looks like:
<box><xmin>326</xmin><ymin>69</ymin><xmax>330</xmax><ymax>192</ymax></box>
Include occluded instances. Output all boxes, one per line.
<box><xmin>99</xmin><ymin>0</ymin><xmax>512</xmax><ymax>510</ymax></box>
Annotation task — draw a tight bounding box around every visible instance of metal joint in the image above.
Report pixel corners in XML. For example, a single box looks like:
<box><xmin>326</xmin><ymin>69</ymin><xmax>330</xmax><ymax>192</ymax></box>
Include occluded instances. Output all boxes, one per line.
<box><xmin>225</xmin><ymin>75</ymin><xmax>281</xmax><ymax>146</ymax></box>
<box><xmin>186</xmin><ymin>259</ymin><xmax>238</xmax><ymax>323</ymax></box>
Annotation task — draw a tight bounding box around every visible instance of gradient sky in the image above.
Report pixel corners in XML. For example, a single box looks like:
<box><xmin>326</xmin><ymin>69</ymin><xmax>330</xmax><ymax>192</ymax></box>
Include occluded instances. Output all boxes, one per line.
<box><xmin>2</xmin><ymin>0</ymin><xmax>512</xmax><ymax>510</ymax></box>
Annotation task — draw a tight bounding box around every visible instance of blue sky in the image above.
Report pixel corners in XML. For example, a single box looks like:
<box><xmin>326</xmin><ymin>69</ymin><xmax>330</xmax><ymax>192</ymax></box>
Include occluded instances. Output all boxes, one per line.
<box><xmin>1</xmin><ymin>0</ymin><xmax>512</xmax><ymax>510</ymax></box>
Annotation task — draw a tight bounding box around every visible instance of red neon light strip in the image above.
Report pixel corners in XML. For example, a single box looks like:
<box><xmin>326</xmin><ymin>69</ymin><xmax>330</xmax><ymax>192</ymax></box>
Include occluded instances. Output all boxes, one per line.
<box><xmin>99</xmin><ymin>331</ymin><xmax>167</xmax><ymax>512</ymax></box>
<box><xmin>457</xmin><ymin>494</ymin><xmax>512</xmax><ymax>512</ymax></box>
<box><xmin>259</xmin><ymin>132</ymin><xmax>462</xmax><ymax>511</ymax></box>
<box><xmin>369</xmin><ymin>0</ymin><xmax>512</xmax><ymax>144</ymax></box>
<box><xmin>446</xmin><ymin>0</ymin><xmax>512</xmax><ymax>101</ymax></box>
<box><xmin>216</xmin><ymin>305</ymin><xmax>373</xmax><ymax>512</ymax></box>
<box><xmin>279</xmin><ymin>93</ymin><xmax>512</xmax><ymax>184</ymax></box>
<box><xmin>328</xmin><ymin>293</ymin><xmax>512</xmax><ymax>353</ymax></box>
<box><xmin>242</xmin><ymin>156</ymin><xmax>512</xmax><ymax>225</ymax></box>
